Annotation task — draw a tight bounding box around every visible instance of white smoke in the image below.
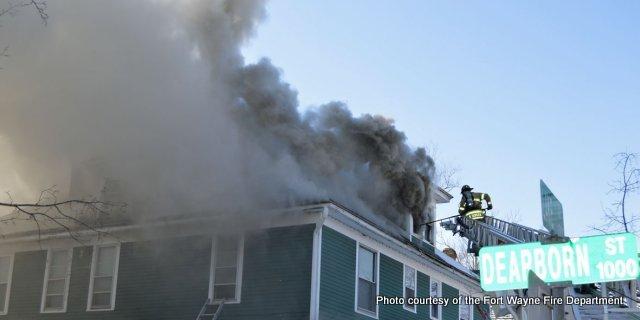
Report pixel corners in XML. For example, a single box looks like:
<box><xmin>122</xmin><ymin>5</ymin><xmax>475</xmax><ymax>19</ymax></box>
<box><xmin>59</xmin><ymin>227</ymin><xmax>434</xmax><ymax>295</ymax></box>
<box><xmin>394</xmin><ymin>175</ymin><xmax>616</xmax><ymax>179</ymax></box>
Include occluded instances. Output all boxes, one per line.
<box><xmin>0</xmin><ymin>0</ymin><xmax>435</xmax><ymax>226</ymax></box>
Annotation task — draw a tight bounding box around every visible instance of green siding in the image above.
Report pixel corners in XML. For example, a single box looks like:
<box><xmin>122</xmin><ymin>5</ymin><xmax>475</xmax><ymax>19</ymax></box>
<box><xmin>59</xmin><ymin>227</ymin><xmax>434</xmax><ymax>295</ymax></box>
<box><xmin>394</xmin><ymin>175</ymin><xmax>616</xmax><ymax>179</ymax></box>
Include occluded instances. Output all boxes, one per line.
<box><xmin>473</xmin><ymin>303</ymin><xmax>490</xmax><ymax>320</ymax></box>
<box><xmin>6</xmin><ymin>251</ymin><xmax>47</xmax><ymax>318</ymax></box>
<box><xmin>0</xmin><ymin>224</ymin><xmax>314</xmax><ymax>320</ymax></box>
<box><xmin>318</xmin><ymin>226</ymin><xmax>361</xmax><ymax>320</ymax></box>
<box><xmin>319</xmin><ymin>226</ymin><xmax>465</xmax><ymax>320</ymax></box>
<box><xmin>378</xmin><ymin>254</ymin><xmax>403</xmax><ymax>319</ymax></box>
<box><xmin>378</xmin><ymin>254</ymin><xmax>429</xmax><ymax>320</ymax></box>
<box><xmin>2</xmin><ymin>236</ymin><xmax>211</xmax><ymax>320</ymax></box>
<box><xmin>417</xmin><ymin>272</ymin><xmax>430</xmax><ymax>319</ymax></box>
<box><xmin>219</xmin><ymin>224</ymin><xmax>314</xmax><ymax>320</ymax></box>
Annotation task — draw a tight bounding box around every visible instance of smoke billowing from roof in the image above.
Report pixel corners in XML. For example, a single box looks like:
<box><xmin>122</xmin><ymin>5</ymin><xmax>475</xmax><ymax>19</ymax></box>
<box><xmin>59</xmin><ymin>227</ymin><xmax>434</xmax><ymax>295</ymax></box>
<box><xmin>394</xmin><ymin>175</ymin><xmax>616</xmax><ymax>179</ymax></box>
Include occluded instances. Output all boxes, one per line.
<box><xmin>0</xmin><ymin>0</ymin><xmax>435</xmax><ymax>225</ymax></box>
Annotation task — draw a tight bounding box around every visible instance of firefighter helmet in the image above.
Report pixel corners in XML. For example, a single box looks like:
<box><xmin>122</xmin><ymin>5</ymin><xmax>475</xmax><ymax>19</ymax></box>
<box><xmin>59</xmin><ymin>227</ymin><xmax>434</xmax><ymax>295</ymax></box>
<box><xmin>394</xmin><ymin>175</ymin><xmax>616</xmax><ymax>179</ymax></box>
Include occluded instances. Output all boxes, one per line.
<box><xmin>461</xmin><ymin>185</ymin><xmax>473</xmax><ymax>193</ymax></box>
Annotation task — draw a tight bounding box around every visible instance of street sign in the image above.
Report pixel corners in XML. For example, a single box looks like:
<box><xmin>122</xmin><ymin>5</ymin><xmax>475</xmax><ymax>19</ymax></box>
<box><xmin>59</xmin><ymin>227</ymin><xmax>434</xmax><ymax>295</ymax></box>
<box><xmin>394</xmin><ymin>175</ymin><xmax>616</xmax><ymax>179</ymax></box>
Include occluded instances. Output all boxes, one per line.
<box><xmin>479</xmin><ymin>233</ymin><xmax>639</xmax><ymax>291</ymax></box>
<box><xmin>540</xmin><ymin>180</ymin><xmax>564</xmax><ymax>236</ymax></box>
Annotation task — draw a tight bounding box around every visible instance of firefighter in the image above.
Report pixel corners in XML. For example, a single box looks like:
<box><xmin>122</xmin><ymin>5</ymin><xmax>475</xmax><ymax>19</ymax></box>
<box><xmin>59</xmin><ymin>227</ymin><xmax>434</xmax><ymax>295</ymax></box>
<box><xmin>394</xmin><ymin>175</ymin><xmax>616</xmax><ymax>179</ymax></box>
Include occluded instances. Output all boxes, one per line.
<box><xmin>458</xmin><ymin>185</ymin><xmax>492</xmax><ymax>221</ymax></box>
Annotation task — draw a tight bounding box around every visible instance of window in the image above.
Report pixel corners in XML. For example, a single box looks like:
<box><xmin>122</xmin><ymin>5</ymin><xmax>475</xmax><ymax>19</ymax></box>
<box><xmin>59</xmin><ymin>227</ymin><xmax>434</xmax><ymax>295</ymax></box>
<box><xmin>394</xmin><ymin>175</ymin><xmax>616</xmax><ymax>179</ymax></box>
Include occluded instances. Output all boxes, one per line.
<box><xmin>0</xmin><ymin>256</ymin><xmax>13</xmax><ymax>315</ymax></box>
<box><xmin>403</xmin><ymin>265</ymin><xmax>417</xmax><ymax>312</ymax></box>
<box><xmin>41</xmin><ymin>249</ymin><xmax>72</xmax><ymax>313</ymax></box>
<box><xmin>356</xmin><ymin>245</ymin><xmax>377</xmax><ymax>317</ymax></box>
<box><xmin>87</xmin><ymin>244</ymin><xmax>120</xmax><ymax>311</ymax></box>
<box><xmin>211</xmin><ymin>235</ymin><xmax>243</xmax><ymax>303</ymax></box>
<box><xmin>430</xmin><ymin>279</ymin><xmax>442</xmax><ymax>320</ymax></box>
<box><xmin>459</xmin><ymin>295</ymin><xmax>473</xmax><ymax>320</ymax></box>
<box><xmin>425</xmin><ymin>223</ymin><xmax>434</xmax><ymax>243</ymax></box>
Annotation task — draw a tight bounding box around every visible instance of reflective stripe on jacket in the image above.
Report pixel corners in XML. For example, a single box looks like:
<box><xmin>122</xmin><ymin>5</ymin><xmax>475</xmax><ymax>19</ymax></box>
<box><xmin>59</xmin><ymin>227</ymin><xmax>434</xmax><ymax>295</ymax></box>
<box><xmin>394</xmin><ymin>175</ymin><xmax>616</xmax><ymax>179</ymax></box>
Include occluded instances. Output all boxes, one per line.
<box><xmin>458</xmin><ymin>192</ymin><xmax>492</xmax><ymax>214</ymax></box>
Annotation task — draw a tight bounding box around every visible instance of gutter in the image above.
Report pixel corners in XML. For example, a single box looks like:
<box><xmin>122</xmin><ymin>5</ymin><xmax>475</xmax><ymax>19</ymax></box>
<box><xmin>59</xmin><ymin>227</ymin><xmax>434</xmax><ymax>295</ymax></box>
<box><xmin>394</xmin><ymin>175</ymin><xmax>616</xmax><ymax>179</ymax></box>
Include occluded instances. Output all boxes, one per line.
<box><xmin>0</xmin><ymin>203</ymin><xmax>329</xmax><ymax>245</ymax></box>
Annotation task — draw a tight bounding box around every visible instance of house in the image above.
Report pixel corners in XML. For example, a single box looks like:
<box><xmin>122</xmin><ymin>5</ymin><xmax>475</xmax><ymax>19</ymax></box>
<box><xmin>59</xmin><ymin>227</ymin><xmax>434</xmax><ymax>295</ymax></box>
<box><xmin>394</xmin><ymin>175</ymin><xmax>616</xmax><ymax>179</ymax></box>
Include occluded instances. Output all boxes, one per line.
<box><xmin>0</xmin><ymin>189</ymin><xmax>488</xmax><ymax>320</ymax></box>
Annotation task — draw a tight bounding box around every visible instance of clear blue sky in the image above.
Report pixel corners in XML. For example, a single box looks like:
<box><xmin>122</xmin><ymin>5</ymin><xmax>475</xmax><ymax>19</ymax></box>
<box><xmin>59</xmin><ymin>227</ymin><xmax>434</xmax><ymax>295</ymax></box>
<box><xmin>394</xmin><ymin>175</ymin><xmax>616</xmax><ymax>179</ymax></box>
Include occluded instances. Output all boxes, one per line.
<box><xmin>242</xmin><ymin>1</ymin><xmax>639</xmax><ymax>236</ymax></box>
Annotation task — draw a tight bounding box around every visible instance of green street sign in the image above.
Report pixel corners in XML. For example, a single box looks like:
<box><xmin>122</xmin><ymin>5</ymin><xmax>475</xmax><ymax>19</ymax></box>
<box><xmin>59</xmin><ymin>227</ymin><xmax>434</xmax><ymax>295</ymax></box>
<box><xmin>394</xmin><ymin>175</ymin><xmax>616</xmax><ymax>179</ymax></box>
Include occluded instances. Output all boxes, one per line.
<box><xmin>479</xmin><ymin>233</ymin><xmax>639</xmax><ymax>292</ymax></box>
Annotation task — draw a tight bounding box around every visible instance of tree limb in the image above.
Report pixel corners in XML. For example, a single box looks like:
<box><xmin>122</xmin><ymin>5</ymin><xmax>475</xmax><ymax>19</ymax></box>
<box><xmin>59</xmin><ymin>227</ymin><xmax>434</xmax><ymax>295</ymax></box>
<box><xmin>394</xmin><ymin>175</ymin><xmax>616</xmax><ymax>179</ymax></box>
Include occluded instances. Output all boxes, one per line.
<box><xmin>0</xmin><ymin>186</ymin><xmax>125</xmax><ymax>244</ymax></box>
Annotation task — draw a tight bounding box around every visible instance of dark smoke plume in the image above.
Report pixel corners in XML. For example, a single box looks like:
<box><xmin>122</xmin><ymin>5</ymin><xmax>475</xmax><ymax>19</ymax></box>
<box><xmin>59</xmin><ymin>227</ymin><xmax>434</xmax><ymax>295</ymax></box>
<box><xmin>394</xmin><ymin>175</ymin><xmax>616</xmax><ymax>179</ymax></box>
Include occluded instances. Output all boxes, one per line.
<box><xmin>231</xmin><ymin>60</ymin><xmax>435</xmax><ymax>224</ymax></box>
<box><xmin>0</xmin><ymin>0</ymin><xmax>435</xmax><ymax>227</ymax></box>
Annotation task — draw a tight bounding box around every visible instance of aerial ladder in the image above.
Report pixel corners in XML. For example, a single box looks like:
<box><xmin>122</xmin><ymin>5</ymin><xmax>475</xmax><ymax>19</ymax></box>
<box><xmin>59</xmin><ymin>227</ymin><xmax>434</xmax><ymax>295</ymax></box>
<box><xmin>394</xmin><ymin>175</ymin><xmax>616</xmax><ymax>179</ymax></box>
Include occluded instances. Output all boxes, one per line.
<box><xmin>440</xmin><ymin>214</ymin><xmax>640</xmax><ymax>320</ymax></box>
<box><xmin>441</xmin><ymin>215</ymin><xmax>549</xmax><ymax>255</ymax></box>
<box><xmin>441</xmin><ymin>215</ymin><xmax>559</xmax><ymax>319</ymax></box>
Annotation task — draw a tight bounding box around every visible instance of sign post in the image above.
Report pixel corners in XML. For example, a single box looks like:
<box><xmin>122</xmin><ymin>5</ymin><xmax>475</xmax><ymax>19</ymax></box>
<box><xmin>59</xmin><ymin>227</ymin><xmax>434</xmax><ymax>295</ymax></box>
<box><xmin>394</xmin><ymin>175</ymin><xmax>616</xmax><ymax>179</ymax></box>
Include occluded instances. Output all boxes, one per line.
<box><xmin>527</xmin><ymin>271</ymin><xmax>552</xmax><ymax>319</ymax></box>
<box><xmin>540</xmin><ymin>180</ymin><xmax>567</xmax><ymax>320</ymax></box>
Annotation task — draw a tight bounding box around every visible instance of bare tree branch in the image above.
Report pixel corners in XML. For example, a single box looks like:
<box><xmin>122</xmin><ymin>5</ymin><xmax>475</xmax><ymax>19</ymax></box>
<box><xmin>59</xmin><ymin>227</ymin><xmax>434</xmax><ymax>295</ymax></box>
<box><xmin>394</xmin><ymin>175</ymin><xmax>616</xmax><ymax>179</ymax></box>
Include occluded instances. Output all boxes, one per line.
<box><xmin>28</xmin><ymin>0</ymin><xmax>48</xmax><ymax>24</ymax></box>
<box><xmin>425</xmin><ymin>144</ymin><xmax>460</xmax><ymax>193</ymax></box>
<box><xmin>0</xmin><ymin>1</ymin><xmax>48</xmax><ymax>68</ymax></box>
<box><xmin>591</xmin><ymin>152</ymin><xmax>639</xmax><ymax>235</ymax></box>
<box><xmin>436</xmin><ymin>228</ymin><xmax>478</xmax><ymax>270</ymax></box>
<box><xmin>0</xmin><ymin>1</ymin><xmax>47</xmax><ymax>21</ymax></box>
<box><xmin>438</xmin><ymin>165</ymin><xmax>460</xmax><ymax>192</ymax></box>
<box><xmin>0</xmin><ymin>186</ymin><xmax>125</xmax><ymax>244</ymax></box>
<box><xmin>0</xmin><ymin>2</ymin><xmax>31</xmax><ymax>18</ymax></box>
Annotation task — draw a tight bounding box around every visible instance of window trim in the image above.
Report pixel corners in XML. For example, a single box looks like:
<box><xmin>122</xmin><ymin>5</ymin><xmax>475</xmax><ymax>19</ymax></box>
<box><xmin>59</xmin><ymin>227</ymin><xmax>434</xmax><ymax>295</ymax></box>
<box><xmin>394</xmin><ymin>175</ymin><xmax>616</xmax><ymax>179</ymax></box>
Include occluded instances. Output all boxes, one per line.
<box><xmin>0</xmin><ymin>254</ymin><xmax>14</xmax><ymax>315</ymax></box>
<box><xmin>459</xmin><ymin>294</ymin><xmax>474</xmax><ymax>320</ymax></box>
<box><xmin>402</xmin><ymin>264</ymin><xmax>417</xmax><ymax>313</ymax></box>
<box><xmin>209</xmin><ymin>235</ymin><xmax>244</xmax><ymax>304</ymax></box>
<box><xmin>430</xmin><ymin>279</ymin><xmax>442</xmax><ymax>320</ymax></box>
<box><xmin>40</xmin><ymin>249</ymin><xmax>73</xmax><ymax>313</ymax></box>
<box><xmin>354</xmin><ymin>243</ymin><xmax>379</xmax><ymax>319</ymax></box>
<box><xmin>86</xmin><ymin>243</ymin><xmax>121</xmax><ymax>312</ymax></box>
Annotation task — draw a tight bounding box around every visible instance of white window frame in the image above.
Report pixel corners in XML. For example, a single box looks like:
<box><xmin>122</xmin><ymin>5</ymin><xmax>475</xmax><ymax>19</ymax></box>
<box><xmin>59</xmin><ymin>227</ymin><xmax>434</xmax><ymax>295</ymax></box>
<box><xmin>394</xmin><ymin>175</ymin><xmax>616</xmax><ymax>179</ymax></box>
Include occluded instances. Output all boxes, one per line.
<box><xmin>0</xmin><ymin>255</ymin><xmax>14</xmax><ymax>315</ymax></box>
<box><xmin>402</xmin><ymin>264</ymin><xmax>417</xmax><ymax>313</ymax></box>
<box><xmin>40</xmin><ymin>249</ymin><xmax>73</xmax><ymax>313</ymax></box>
<box><xmin>459</xmin><ymin>294</ymin><xmax>474</xmax><ymax>320</ymax></box>
<box><xmin>86</xmin><ymin>243</ymin><xmax>120</xmax><ymax>311</ymax></box>
<box><xmin>354</xmin><ymin>243</ymin><xmax>379</xmax><ymax>319</ymax></box>
<box><xmin>430</xmin><ymin>279</ymin><xmax>442</xmax><ymax>320</ymax></box>
<box><xmin>209</xmin><ymin>235</ymin><xmax>244</xmax><ymax>304</ymax></box>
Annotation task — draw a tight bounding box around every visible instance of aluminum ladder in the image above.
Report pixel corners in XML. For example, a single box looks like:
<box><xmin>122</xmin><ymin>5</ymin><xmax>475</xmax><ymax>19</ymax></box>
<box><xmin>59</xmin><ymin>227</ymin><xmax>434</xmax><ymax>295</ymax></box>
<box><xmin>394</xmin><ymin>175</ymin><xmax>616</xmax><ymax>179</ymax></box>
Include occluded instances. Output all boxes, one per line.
<box><xmin>195</xmin><ymin>299</ymin><xmax>224</xmax><ymax>320</ymax></box>
<box><xmin>440</xmin><ymin>215</ymin><xmax>550</xmax><ymax>252</ymax></box>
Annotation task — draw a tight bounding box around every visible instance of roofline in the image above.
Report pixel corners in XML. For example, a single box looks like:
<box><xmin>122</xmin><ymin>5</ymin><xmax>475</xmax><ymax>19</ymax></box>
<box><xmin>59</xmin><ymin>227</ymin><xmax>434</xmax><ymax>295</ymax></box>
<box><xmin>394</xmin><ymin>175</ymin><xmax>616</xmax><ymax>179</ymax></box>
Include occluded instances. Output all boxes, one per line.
<box><xmin>324</xmin><ymin>201</ymin><xmax>478</xmax><ymax>277</ymax></box>
<box><xmin>0</xmin><ymin>202</ymin><xmax>328</xmax><ymax>245</ymax></box>
<box><xmin>323</xmin><ymin>202</ymin><xmax>481</xmax><ymax>290</ymax></box>
<box><xmin>434</xmin><ymin>187</ymin><xmax>454</xmax><ymax>203</ymax></box>
<box><xmin>0</xmin><ymin>200</ymin><xmax>480</xmax><ymax>289</ymax></box>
